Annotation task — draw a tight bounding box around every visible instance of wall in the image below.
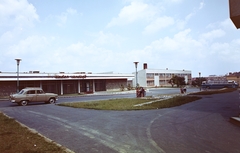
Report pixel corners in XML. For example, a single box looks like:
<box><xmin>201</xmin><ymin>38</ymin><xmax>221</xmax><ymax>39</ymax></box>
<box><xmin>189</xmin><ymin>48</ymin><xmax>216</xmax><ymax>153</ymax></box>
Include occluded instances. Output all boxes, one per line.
<box><xmin>106</xmin><ymin>79</ymin><xmax>128</xmax><ymax>91</ymax></box>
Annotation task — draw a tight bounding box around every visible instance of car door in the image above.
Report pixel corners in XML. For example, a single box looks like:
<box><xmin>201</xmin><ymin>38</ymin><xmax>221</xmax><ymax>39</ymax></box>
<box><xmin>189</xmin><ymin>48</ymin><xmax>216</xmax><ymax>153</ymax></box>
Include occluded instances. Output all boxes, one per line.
<box><xmin>26</xmin><ymin>90</ymin><xmax>36</xmax><ymax>101</ymax></box>
<box><xmin>36</xmin><ymin>90</ymin><xmax>46</xmax><ymax>102</ymax></box>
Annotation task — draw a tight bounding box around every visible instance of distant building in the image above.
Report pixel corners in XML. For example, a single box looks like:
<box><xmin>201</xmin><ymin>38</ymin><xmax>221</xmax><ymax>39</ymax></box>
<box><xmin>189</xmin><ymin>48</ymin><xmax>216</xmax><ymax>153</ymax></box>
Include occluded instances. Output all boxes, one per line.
<box><xmin>204</xmin><ymin>75</ymin><xmax>228</xmax><ymax>84</ymax></box>
<box><xmin>198</xmin><ymin>75</ymin><xmax>238</xmax><ymax>89</ymax></box>
<box><xmin>0</xmin><ymin>71</ymin><xmax>134</xmax><ymax>95</ymax></box>
<box><xmin>133</xmin><ymin>63</ymin><xmax>192</xmax><ymax>87</ymax></box>
<box><xmin>226</xmin><ymin>72</ymin><xmax>240</xmax><ymax>86</ymax></box>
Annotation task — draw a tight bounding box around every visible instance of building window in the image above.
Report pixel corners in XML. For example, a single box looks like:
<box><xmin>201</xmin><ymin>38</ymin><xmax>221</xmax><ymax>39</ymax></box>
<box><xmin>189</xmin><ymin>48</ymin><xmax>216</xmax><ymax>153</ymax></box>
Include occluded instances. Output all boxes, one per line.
<box><xmin>147</xmin><ymin>80</ymin><xmax>154</xmax><ymax>86</ymax></box>
<box><xmin>147</xmin><ymin>73</ymin><xmax>154</xmax><ymax>79</ymax></box>
<box><xmin>166</xmin><ymin>73</ymin><xmax>171</xmax><ymax>78</ymax></box>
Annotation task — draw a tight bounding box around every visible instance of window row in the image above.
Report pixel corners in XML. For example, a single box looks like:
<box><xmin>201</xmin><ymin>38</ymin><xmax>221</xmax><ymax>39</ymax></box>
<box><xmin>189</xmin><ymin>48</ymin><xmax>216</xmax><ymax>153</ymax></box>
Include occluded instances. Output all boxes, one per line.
<box><xmin>146</xmin><ymin>73</ymin><xmax>191</xmax><ymax>78</ymax></box>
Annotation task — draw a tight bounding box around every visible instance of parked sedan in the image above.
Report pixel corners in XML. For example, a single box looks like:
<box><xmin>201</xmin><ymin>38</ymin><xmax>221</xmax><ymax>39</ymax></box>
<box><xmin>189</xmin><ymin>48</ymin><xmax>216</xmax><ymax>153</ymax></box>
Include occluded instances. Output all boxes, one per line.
<box><xmin>9</xmin><ymin>87</ymin><xmax>58</xmax><ymax>106</ymax></box>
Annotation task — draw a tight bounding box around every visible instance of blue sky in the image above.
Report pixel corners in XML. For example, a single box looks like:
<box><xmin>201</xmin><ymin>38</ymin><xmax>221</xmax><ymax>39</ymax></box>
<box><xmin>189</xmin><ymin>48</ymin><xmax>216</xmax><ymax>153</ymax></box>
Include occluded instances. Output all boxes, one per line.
<box><xmin>1</xmin><ymin>0</ymin><xmax>240</xmax><ymax>77</ymax></box>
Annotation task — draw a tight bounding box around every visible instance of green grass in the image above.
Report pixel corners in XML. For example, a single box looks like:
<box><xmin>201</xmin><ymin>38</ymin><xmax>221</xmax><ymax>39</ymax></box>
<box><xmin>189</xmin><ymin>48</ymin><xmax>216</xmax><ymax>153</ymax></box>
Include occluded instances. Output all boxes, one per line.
<box><xmin>189</xmin><ymin>88</ymin><xmax>237</xmax><ymax>95</ymax></box>
<box><xmin>145</xmin><ymin>96</ymin><xmax>202</xmax><ymax>109</ymax></box>
<box><xmin>58</xmin><ymin>96</ymin><xmax>202</xmax><ymax>110</ymax></box>
<box><xmin>58</xmin><ymin>88</ymin><xmax>238</xmax><ymax>110</ymax></box>
<box><xmin>0</xmin><ymin>112</ymin><xmax>71</xmax><ymax>153</ymax></box>
<box><xmin>59</xmin><ymin>98</ymin><xmax>152</xmax><ymax>110</ymax></box>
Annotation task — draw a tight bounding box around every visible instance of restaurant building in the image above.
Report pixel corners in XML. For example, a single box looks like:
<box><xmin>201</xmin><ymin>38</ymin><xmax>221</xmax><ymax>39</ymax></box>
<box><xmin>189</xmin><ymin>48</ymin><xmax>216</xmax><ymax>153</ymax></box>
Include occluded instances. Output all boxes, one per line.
<box><xmin>0</xmin><ymin>71</ymin><xmax>134</xmax><ymax>96</ymax></box>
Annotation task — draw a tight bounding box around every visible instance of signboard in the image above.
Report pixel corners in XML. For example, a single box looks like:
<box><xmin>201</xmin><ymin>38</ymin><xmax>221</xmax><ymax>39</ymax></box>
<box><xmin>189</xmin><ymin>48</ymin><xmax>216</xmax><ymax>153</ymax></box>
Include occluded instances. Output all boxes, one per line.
<box><xmin>55</xmin><ymin>75</ymin><xmax>87</xmax><ymax>79</ymax></box>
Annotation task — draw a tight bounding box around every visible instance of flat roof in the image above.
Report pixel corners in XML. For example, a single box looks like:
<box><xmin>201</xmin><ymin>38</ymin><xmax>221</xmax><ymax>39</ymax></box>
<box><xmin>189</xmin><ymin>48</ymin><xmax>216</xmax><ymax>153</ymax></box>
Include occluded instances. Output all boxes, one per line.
<box><xmin>0</xmin><ymin>72</ymin><xmax>134</xmax><ymax>81</ymax></box>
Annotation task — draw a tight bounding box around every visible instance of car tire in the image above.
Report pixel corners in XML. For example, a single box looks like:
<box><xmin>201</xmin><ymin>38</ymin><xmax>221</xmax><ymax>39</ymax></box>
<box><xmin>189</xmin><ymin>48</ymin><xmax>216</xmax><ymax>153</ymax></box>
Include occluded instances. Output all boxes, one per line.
<box><xmin>48</xmin><ymin>98</ymin><xmax>56</xmax><ymax>104</ymax></box>
<box><xmin>20</xmin><ymin>100</ymin><xmax>28</xmax><ymax>106</ymax></box>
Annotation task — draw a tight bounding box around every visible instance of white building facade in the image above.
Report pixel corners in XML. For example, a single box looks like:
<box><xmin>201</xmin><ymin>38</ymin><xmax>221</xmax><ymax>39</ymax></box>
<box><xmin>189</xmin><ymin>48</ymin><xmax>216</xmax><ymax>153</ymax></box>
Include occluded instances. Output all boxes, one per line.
<box><xmin>133</xmin><ymin>64</ymin><xmax>192</xmax><ymax>87</ymax></box>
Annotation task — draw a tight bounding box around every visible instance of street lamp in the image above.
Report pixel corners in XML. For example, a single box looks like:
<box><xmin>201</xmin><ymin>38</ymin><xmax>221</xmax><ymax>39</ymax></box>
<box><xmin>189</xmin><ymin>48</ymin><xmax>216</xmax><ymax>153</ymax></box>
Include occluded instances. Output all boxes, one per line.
<box><xmin>15</xmin><ymin>58</ymin><xmax>21</xmax><ymax>93</ymax></box>
<box><xmin>199</xmin><ymin>72</ymin><xmax>201</xmax><ymax>91</ymax></box>
<box><xmin>133</xmin><ymin>62</ymin><xmax>139</xmax><ymax>88</ymax></box>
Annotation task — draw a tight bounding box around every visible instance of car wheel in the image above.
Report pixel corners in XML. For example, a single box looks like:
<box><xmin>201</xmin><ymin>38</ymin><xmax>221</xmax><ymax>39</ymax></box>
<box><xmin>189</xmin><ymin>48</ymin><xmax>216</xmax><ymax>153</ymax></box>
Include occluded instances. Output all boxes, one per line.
<box><xmin>48</xmin><ymin>98</ymin><xmax>56</xmax><ymax>104</ymax></box>
<box><xmin>20</xmin><ymin>100</ymin><xmax>28</xmax><ymax>106</ymax></box>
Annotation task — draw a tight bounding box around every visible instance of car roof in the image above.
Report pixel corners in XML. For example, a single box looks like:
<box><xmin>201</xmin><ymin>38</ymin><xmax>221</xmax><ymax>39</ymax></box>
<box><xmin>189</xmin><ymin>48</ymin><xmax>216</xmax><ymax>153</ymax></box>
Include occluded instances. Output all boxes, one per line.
<box><xmin>23</xmin><ymin>87</ymin><xmax>43</xmax><ymax>90</ymax></box>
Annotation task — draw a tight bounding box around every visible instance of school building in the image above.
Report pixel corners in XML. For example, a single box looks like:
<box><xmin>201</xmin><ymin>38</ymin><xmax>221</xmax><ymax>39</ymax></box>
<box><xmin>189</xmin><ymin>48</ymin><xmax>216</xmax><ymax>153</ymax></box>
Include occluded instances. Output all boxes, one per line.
<box><xmin>133</xmin><ymin>63</ymin><xmax>192</xmax><ymax>87</ymax></box>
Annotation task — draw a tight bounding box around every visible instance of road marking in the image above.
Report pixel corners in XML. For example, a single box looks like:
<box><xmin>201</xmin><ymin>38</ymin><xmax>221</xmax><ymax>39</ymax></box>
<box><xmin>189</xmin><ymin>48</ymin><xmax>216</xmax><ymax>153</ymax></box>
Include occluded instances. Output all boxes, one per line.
<box><xmin>146</xmin><ymin>114</ymin><xmax>166</xmax><ymax>153</ymax></box>
<box><xmin>28</xmin><ymin>110</ymin><xmax>149</xmax><ymax>153</ymax></box>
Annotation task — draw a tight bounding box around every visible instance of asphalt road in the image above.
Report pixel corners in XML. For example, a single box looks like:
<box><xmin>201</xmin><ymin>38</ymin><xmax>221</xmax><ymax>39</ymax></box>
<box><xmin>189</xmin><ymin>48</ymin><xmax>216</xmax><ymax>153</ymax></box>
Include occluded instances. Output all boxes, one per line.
<box><xmin>1</xmin><ymin>88</ymin><xmax>240</xmax><ymax>153</ymax></box>
<box><xmin>56</xmin><ymin>88</ymin><xmax>200</xmax><ymax>103</ymax></box>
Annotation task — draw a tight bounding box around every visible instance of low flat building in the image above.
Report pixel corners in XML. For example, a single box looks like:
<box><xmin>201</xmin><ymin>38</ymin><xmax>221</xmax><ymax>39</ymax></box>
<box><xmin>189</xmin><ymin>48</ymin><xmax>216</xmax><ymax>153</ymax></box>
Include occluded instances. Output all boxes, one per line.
<box><xmin>0</xmin><ymin>71</ymin><xmax>134</xmax><ymax>95</ymax></box>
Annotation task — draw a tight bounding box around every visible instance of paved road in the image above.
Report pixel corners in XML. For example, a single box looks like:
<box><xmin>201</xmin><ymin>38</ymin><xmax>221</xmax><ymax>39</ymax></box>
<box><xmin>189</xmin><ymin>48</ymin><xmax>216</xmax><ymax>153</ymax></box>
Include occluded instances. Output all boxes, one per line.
<box><xmin>1</xmin><ymin>89</ymin><xmax>240</xmax><ymax>152</ymax></box>
<box><xmin>56</xmin><ymin>88</ymin><xmax>200</xmax><ymax>103</ymax></box>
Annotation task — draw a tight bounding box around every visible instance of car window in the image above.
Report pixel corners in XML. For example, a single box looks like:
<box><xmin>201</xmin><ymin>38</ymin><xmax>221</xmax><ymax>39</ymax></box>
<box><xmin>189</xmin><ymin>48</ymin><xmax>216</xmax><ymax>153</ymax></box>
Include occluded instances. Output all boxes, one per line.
<box><xmin>37</xmin><ymin>90</ymin><xmax>44</xmax><ymax>94</ymax></box>
<box><xmin>19</xmin><ymin>90</ymin><xmax>24</xmax><ymax>94</ymax></box>
<box><xmin>27</xmin><ymin>90</ymin><xmax>35</xmax><ymax>94</ymax></box>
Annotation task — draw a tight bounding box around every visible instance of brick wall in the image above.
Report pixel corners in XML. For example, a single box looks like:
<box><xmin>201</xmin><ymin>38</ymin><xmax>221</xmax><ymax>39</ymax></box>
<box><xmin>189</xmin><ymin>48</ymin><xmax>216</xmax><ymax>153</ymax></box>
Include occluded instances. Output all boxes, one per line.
<box><xmin>106</xmin><ymin>79</ymin><xmax>128</xmax><ymax>91</ymax></box>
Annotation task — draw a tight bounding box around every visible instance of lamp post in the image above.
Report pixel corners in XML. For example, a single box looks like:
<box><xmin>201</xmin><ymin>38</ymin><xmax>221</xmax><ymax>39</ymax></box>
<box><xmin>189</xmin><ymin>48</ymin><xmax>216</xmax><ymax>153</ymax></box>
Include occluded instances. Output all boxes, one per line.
<box><xmin>199</xmin><ymin>72</ymin><xmax>201</xmax><ymax>91</ymax></box>
<box><xmin>133</xmin><ymin>62</ymin><xmax>139</xmax><ymax>88</ymax></box>
<box><xmin>15</xmin><ymin>59</ymin><xmax>21</xmax><ymax>93</ymax></box>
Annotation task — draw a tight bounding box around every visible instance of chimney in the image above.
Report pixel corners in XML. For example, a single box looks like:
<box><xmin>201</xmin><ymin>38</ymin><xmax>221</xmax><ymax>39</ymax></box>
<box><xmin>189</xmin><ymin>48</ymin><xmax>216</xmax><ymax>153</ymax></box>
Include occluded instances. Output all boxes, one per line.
<box><xmin>229</xmin><ymin>0</ymin><xmax>240</xmax><ymax>29</ymax></box>
<box><xmin>143</xmin><ymin>63</ymin><xmax>147</xmax><ymax>69</ymax></box>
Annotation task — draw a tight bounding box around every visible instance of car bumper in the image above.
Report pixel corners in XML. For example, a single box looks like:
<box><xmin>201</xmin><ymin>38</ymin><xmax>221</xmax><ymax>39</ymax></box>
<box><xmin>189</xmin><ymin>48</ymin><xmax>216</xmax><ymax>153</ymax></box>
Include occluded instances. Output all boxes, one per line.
<box><xmin>10</xmin><ymin>99</ymin><xmax>16</xmax><ymax>103</ymax></box>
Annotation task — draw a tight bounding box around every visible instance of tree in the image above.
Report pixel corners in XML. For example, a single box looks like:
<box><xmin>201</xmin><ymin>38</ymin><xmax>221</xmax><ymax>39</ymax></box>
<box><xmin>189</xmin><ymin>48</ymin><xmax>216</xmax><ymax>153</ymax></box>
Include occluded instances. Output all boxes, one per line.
<box><xmin>192</xmin><ymin>77</ymin><xmax>206</xmax><ymax>87</ymax></box>
<box><xmin>168</xmin><ymin>75</ymin><xmax>186</xmax><ymax>87</ymax></box>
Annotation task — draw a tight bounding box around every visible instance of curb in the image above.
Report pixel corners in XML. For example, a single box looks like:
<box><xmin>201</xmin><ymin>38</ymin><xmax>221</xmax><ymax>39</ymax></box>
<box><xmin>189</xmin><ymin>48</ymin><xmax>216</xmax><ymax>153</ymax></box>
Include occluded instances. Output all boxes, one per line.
<box><xmin>229</xmin><ymin>117</ymin><xmax>240</xmax><ymax>126</ymax></box>
<box><xmin>3</xmin><ymin>113</ymin><xmax>74</xmax><ymax>153</ymax></box>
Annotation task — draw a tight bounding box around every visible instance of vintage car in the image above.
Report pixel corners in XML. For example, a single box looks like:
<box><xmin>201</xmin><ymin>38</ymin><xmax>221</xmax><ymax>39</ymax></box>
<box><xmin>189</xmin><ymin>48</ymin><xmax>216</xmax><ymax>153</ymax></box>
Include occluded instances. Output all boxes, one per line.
<box><xmin>9</xmin><ymin>87</ymin><xmax>58</xmax><ymax>106</ymax></box>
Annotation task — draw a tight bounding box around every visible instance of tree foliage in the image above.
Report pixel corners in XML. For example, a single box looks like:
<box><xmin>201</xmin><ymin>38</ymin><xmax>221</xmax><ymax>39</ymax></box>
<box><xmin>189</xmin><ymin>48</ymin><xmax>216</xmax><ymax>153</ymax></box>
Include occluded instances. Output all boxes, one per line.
<box><xmin>192</xmin><ymin>77</ymin><xmax>207</xmax><ymax>87</ymax></box>
<box><xmin>168</xmin><ymin>75</ymin><xmax>186</xmax><ymax>87</ymax></box>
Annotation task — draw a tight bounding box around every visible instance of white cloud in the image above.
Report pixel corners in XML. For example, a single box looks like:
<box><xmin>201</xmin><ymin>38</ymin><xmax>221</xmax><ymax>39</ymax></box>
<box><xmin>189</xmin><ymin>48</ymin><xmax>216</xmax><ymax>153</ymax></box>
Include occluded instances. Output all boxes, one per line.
<box><xmin>56</xmin><ymin>8</ymin><xmax>78</xmax><ymax>27</ymax></box>
<box><xmin>209</xmin><ymin>41</ymin><xmax>240</xmax><ymax>65</ymax></box>
<box><xmin>66</xmin><ymin>8</ymin><xmax>77</xmax><ymax>15</ymax></box>
<box><xmin>220</xmin><ymin>18</ymin><xmax>237</xmax><ymax>30</ymax></box>
<box><xmin>199</xmin><ymin>1</ymin><xmax>205</xmax><ymax>10</ymax></box>
<box><xmin>122</xmin><ymin>29</ymin><xmax>205</xmax><ymax>71</ymax></box>
<box><xmin>1</xmin><ymin>0</ymin><xmax>240</xmax><ymax>76</ymax></box>
<box><xmin>94</xmin><ymin>31</ymin><xmax>125</xmax><ymax>47</ymax></box>
<box><xmin>0</xmin><ymin>27</ymin><xmax>23</xmax><ymax>45</ymax></box>
<box><xmin>107</xmin><ymin>1</ymin><xmax>157</xmax><ymax>27</ymax></box>
<box><xmin>200</xmin><ymin>29</ymin><xmax>225</xmax><ymax>41</ymax></box>
<box><xmin>148</xmin><ymin>29</ymin><xmax>202</xmax><ymax>54</ymax></box>
<box><xmin>165</xmin><ymin>0</ymin><xmax>184</xmax><ymax>4</ymax></box>
<box><xmin>175</xmin><ymin>1</ymin><xmax>205</xmax><ymax>30</ymax></box>
<box><xmin>0</xmin><ymin>35</ymin><xmax>56</xmax><ymax>71</ymax></box>
<box><xmin>0</xmin><ymin>0</ymin><xmax>39</xmax><ymax>27</ymax></box>
<box><xmin>143</xmin><ymin>16</ymin><xmax>175</xmax><ymax>34</ymax></box>
<box><xmin>207</xmin><ymin>18</ymin><xmax>236</xmax><ymax>30</ymax></box>
<box><xmin>6</xmin><ymin>35</ymin><xmax>51</xmax><ymax>56</ymax></box>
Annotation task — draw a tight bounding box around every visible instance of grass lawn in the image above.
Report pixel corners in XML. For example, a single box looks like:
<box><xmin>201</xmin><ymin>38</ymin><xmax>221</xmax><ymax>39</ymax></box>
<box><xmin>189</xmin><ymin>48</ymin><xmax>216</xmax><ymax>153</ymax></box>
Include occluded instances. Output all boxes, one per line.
<box><xmin>58</xmin><ymin>96</ymin><xmax>202</xmax><ymax>110</ymax></box>
<box><xmin>0</xmin><ymin>112</ymin><xmax>72</xmax><ymax>153</ymax></box>
<box><xmin>189</xmin><ymin>88</ymin><xmax>237</xmax><ymax>95</ymax></box>
<box><xmin>58</xmin><ymin>88</ymin><xmax>238</xmax><ymax>110</ymax></box>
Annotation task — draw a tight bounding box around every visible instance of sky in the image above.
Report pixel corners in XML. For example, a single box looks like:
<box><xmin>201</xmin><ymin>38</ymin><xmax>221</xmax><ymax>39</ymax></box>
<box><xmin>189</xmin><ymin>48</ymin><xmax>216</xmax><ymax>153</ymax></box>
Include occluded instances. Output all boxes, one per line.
<box><xmin>1</xmin><ymin>0</ymin><xmax>240</xmax><ymax>77</ymax></box>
